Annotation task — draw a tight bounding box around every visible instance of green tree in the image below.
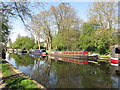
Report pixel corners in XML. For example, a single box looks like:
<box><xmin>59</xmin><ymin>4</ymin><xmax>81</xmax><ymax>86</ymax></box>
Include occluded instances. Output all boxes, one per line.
<box><xmin>0</xmin><ymin>12</ymin><xmax>10</xmax><ymax>44</ymax></box>
<box><xmin>79</xmin><ymin>22</ymin><xmax>117</xmax><ymax>54</ymax></box>
<box><xmin>0</xmin><ymin>2</ymin><xmax>43</xmax><ymax>25</ymax></box>
<box><xmin>11</xmin><ymin>36</ymin><xmax>35</xmax><ymax>49</ymax></box>
<box><xmin>52</xmin><ymin>34</ymin><xmax>64</xmax><ymax>50</ymax></box>
<box><xmin>29</xmin><ymin>3</ymin><xmax>82</xmax><ymax>51</ymax></box>
<box><xmin>89</xmin><ymin>1</ymin><xmax>117</xmax><ymax>30</ymax></box>
<box><xmin>86</xmin><ymin>1</ymin><xmax>118</xmax><ymax>54</ymax></box>
<box><xmin>0</xmin><ymin>1</ymin><xmax>46</xmax><ymax>48</ymax></box>
<box><xmin>30</xmin><ymin>10</ymin><xmax>53</xmax><ymax>51</ymax></box>
<box><xmin>79</xmin><ymin>22</ymin><xmax>99</xmax><ymax>51</ymax></box>
<box><xmin>50</xmin><ymin>3</ymin><xmax>82</xmax><ymax>51</ymax></box>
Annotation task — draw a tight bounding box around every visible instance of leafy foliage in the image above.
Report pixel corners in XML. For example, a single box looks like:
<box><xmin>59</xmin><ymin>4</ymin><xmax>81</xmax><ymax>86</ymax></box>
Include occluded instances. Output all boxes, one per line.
<box><xmin>0</xmin><ymin>12</ymin><xmax>10</xmax><ymax>43</ymax></box>
<box><xmin>3</xmin><ymin>2</ymin><xmax>118</xmax><ymax>55</ymax></box>
<box><xmin>11</xmin><ymin>36</ymin><xmax>35</xmax><ymax>49</ymax></box>
<box><xmin>78</xmin><ymin>1</ymin><xmax>118</xmax><ymax>54</ymax></box>
<box><xmin>79</xmin><ymin>21</ymin><xmax>118</xmax><ymax>54</ymax></box>
<box><xmin>51</xmin><ymin>3</ymin><xmax>81</xmax><ymax>51</ymax></box>
<box><xmin>79</xmin><ymin>22</ymin><xmax>98</xmax><ymax>51</ymax></box>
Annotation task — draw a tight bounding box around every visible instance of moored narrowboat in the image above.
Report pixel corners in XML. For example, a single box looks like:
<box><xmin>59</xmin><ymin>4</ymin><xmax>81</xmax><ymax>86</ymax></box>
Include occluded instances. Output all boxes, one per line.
<box><xmin>29</xmin><ymin>49</ymin><xmax>47</xmax><ymax>56</ymax></box>
<box><xmin>110</xmin><ymin>45</ymin><xmax>120</xmax><ymax>66</ymax></box>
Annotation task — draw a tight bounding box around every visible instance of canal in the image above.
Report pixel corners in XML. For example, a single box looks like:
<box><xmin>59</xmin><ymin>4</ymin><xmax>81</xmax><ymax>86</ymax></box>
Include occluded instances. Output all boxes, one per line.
<box><xmin>5</xmin><ymin>53</ymin><xmax>120</xmax><ymax>88</ymax></box>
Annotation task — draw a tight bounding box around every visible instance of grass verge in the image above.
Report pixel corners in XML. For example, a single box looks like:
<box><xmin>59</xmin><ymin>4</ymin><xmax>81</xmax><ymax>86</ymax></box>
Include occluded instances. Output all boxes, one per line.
<box><xmin>0</xmin><ymin>59</ymin><xmax>38</xmax><ymax>89</ymax></box>
<box><xmin>4</xmin><ymin>77</ymin><xmax>38</xmax><ymax>89</ymax></box>
<box><xmin>1</xmin><ymin>62</ymin><xmax>16</xmax><ymax>77</ymax></box>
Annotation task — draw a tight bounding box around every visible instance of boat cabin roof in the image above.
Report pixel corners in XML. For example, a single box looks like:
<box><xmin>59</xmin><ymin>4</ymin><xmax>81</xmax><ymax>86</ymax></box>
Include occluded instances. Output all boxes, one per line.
<box><xmin>110</xmin><ymin>45</ymin><xmax>120</xmax><ymax>48</ymax></box>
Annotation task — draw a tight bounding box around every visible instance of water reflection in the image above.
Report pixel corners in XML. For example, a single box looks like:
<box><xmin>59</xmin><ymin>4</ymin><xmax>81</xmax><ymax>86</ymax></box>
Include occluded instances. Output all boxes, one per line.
<box><xmin>9</xmin><ymin>53</ymin><xmax>35</xmax><ymax>67</ymax></box>
<box><xmin>6</xmin><ymin>53</ymin><xmax>120</xmax><ymax>88</ymax></box>
<box><xmin>29</xmin><ymin>54</ymin><xmax>46</xmax><ymax>59</ymax></box>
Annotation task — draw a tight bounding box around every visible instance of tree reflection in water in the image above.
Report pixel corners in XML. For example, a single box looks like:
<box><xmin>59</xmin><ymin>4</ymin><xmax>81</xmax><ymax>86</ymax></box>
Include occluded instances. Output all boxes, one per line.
<box><xmin>47</xmin><ymin>60</ymin><xmax>114</xmax><ymax>88</ymax></box>
<box><xmin>7</xmin><ymin>53</ymin><xmax>120</xmax><ymax>88</ymax></box>
<box><xmin>9</xmin><ymin>53</ymin><xmax>35</xmax><ymax>67</ymax></box>
<box><xmin>31</xmin><ymin>55</ymin><xmax>53</xmax><ymax>87</ymax></box>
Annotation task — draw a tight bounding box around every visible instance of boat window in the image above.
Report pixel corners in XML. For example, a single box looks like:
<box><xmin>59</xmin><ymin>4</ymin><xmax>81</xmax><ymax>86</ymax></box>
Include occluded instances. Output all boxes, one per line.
<box><xmin>115</xmin><ymin>47</ymin><xmax>120</xmax><ymax>54</ymax></box>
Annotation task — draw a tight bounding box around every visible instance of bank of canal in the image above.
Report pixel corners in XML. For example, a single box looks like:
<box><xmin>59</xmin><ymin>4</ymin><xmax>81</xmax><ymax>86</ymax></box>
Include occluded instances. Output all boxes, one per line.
<box><xmin>0</xmin><ymin>58</ymin><xmax>46</xmax><ymax>89</ymax></box>
<box><xmin>4</xmin><ymin>53</ymin><xmax>120</xmax><ymax>88</ymax></box>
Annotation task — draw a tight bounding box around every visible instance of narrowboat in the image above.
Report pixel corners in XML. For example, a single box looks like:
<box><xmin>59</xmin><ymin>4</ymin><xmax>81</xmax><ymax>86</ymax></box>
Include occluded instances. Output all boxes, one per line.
<box><xmin>49</xmin><ymin>51</ymin><xmax>98</xmax><ymax>60</ymax></box>
<box><xmin>110</xmin><ymin>45</ymin><xmax>120</xmax><ymax>66</ymax></box>
<box><xmin>29</xmin><ymin>49</ymin><xmax>47</xmax><ymax>56</ymax></box>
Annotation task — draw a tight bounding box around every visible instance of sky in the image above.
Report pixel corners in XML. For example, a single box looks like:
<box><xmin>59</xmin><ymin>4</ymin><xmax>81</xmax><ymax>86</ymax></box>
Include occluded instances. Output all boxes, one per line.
<box><xmin>9</xmin><ymin>2</ymin><xmax>91</xmax><ymax>42</ymax></box>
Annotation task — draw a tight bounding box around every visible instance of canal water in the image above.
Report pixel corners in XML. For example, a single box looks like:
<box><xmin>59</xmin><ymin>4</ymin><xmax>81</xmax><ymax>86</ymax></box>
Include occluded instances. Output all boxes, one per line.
<box><xmin>5</xmin><ymin>53</ymin><xmax>120</xmax><ymax>88</ymax></box>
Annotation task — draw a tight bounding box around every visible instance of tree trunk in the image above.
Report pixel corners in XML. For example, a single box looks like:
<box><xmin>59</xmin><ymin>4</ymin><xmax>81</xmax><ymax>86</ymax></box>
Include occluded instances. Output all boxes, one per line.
<box><xmin>48</xmin><ymin>34</ymin><xmax>52</xmax><ymax>51</ymax></box>
<box><xmin>46</xmin><ymin>37</ymin><xmax>49</xmax><ymax>50</ymax></box>
<box><xmin>48</xmin><ymin>43</ymin><xmax>51</xmax><ymax>51</ymax></box>
<box><xmin>38</xmin><ymin>39</ymin><xmax>40</xmax><ymax>50</ymax></box>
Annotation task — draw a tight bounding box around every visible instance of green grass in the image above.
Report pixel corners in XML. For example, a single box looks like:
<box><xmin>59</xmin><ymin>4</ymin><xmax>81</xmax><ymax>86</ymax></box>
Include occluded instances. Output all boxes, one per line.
<box><xmin>1</xmin><ymin>63</ymin><xmax>16</xmax><ymax>77</ymax></box>
<box><xmin>5</xmin><ymin>77</ymin><xmax>38</xmax><ymax>89</ymax></box>
<box><xmin>0</xmin><ymin>59</ymin><xmax>39</xmax><ymax>89</ymax></box>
